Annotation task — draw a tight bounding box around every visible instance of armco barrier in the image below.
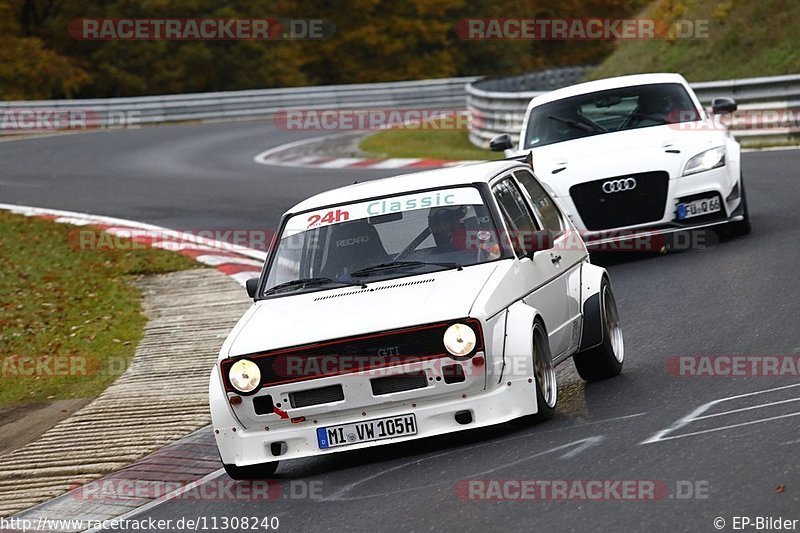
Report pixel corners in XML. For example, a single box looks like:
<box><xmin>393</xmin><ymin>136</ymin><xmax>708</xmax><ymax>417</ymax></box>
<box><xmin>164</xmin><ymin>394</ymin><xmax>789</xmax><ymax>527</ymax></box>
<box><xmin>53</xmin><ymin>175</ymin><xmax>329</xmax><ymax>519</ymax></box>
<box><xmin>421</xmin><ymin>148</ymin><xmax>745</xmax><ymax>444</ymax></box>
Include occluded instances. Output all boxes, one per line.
<box><xmin>0</xmin><ymin>76</ymin><xmax>478</xmax><ymax>133</ymax></box>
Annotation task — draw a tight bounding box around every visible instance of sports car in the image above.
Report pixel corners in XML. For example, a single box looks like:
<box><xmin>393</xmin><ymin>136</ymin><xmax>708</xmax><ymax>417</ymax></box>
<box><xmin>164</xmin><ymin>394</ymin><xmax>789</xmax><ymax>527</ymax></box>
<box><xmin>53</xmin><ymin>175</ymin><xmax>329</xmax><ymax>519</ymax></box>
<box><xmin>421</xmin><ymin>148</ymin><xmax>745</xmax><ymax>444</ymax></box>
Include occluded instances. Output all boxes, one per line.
<box><xmin>491</xmin><ymin>73</ymin><xmax>750</xmax><ymax>248</ymax></box>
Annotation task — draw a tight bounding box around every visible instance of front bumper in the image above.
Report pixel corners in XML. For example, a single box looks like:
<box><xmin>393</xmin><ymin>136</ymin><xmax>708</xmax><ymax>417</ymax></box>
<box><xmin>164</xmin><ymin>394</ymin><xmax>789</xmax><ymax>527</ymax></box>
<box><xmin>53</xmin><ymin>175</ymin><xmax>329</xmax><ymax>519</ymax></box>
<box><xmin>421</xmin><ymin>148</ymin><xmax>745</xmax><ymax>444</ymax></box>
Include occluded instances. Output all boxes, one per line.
<box><xmin>558</xmin><ymin>166</ymin><xmax>743</xmax><ymax>249</ymax></box>
<box><xmin>210</xmin><ymin>361</ymin><xmax>538</xmax><ymax>466</ymax></box>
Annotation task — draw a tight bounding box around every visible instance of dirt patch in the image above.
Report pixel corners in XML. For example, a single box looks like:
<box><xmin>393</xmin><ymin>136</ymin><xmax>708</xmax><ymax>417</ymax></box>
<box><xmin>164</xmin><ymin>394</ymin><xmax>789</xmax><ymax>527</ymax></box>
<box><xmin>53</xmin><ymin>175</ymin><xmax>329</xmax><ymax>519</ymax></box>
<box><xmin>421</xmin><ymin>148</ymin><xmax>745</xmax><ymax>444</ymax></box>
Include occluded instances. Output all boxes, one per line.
<box><xmin>0</xmin><ymin>398</ymin><xmax>92</xmax><ymax>455</ymax></box>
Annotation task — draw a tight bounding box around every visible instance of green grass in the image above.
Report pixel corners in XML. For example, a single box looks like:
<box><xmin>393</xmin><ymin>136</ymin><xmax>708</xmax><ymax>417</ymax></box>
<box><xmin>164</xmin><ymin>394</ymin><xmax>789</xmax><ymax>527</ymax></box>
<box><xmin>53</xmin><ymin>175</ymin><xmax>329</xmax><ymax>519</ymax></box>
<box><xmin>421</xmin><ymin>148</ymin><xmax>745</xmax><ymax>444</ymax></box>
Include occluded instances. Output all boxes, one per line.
<box><xmin>359</xmin><ymin>118</ymin><xmax>502</xmax><ymax>161</ymax></box>
<box><xmin>590</xmin><ymin>0</ymin><xmax>800</xmax><ymax>82</ymax></box>
<box><xmin>0</xmin><ymin>211</ymin><xmax>197</xmax><ymax>407</ymax></box>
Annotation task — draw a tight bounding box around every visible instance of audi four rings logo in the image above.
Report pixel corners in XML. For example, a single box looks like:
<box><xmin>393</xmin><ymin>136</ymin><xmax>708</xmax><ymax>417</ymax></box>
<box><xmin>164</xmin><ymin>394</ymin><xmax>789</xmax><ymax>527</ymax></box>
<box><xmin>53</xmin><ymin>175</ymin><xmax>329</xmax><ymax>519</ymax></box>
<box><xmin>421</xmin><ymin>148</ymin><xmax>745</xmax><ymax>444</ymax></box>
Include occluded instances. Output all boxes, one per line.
<box><xmin>602</xmin><ymin>178</ymin><xmax>637</xmax><ymax>193</ymax></box>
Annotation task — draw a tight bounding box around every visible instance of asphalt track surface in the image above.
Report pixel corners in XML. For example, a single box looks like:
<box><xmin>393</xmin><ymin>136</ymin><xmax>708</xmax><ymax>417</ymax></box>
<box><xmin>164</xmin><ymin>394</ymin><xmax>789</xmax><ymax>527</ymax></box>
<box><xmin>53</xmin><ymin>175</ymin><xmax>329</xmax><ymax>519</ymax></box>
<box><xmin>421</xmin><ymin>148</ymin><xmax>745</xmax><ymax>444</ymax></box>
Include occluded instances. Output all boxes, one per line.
<box><xmin>1</xmin><ymin>122</ymin><xmax>798</xmax><ymax>532</ymax></box>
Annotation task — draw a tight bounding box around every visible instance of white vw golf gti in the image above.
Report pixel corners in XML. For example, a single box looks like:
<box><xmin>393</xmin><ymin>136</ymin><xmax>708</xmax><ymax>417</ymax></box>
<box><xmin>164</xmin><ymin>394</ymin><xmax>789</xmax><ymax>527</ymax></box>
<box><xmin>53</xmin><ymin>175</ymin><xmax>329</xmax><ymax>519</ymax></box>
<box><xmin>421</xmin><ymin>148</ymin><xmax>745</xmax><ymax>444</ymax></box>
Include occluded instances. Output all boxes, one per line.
<box><xmin>491</xmin><ymin>73</ymin><xmax>750</xmax><ymax>247</ymax></box>
<box><xmin>210</xmin><ymin>159</ymin><xmax>624</xmax><ymax>479</ymax></box>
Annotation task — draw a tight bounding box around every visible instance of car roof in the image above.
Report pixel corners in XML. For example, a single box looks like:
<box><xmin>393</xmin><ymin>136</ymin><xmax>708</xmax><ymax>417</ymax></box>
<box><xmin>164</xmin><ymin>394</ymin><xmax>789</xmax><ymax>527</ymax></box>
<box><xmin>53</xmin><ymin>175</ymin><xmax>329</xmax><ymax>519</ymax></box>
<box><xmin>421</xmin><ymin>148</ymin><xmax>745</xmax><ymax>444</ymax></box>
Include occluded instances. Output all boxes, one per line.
<box><xmin>529</xmin><ymin>72</ymin><xmax>690</xmax><ymax>108</ymax></box>
<box><xmin>287</xmin><ymin>160</ymin><xmax>521</xmax><ymax>214</ymax></box>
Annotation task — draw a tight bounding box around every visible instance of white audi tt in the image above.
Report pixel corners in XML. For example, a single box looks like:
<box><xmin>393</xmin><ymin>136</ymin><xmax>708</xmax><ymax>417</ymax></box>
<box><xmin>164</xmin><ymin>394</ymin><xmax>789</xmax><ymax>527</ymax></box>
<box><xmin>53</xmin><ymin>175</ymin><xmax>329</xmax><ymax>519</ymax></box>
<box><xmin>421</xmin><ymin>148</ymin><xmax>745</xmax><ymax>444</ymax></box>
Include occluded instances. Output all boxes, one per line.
<box><xmin>490</xmin><ymin>73</ymin><xmax>750</xmax><ymax>248</ymax></box>
<box><xmin>210</xmin><ymin>159</ymin><xmax>624</xmax><ymax>479</ymax></box>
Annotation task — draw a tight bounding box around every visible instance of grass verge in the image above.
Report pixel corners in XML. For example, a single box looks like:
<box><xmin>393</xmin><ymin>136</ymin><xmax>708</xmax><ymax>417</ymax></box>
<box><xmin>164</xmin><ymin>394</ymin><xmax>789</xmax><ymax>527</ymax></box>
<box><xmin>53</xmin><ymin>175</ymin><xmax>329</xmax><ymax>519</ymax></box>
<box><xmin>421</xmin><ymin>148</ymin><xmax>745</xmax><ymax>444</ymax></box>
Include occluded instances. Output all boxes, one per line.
<box><xmin>590</xmin><ymin>0</ymin><xmax>800</xmax><ymax>82</ymax></box>
<box><xmin>359</xmin><ymin>117</ymin><xmax>502</xmax><ymax>161</ymax></box>
<box><xmin>0</xmin><ymin>211</ymin><xmax>197</xmax><ymax>407</ymax></box>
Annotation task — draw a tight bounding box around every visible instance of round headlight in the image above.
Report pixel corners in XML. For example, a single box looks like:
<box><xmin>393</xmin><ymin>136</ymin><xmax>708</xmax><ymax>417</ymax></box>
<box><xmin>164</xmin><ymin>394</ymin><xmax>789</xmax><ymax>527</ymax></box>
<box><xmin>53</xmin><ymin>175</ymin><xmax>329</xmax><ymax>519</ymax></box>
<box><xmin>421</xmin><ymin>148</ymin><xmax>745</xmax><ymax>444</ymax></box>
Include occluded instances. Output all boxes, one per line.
<box><xmin>228</xmin><ymin>359</ymin><xmax>261</xmax><ymax>393</ymax></box>
<box><xmin>443</xmin><ymin>323</ymin><xmax>477</xmax><ymax>357</ymax></box>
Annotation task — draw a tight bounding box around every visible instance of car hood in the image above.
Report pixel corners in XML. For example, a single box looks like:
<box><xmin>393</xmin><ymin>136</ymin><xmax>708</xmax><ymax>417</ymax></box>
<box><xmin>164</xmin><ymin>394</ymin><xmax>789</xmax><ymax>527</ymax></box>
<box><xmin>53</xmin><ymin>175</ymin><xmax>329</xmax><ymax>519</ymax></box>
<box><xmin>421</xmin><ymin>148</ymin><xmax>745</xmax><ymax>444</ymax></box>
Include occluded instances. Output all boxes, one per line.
<box><xmin>221</xmin><ymin>262</ymin><xmax>501</xmax><ymax>358</ymax></box>
<box><xmin>517</xmin><ymin>124</ymin><xmax>730</xmax><ymax>197</ymax></box>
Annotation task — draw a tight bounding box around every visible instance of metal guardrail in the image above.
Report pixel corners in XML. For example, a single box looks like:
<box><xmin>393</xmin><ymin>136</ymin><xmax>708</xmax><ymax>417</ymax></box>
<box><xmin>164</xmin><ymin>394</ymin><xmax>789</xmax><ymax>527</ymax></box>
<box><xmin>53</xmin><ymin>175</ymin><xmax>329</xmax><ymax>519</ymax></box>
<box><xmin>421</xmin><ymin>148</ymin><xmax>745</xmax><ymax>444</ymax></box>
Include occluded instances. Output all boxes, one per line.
<box><xmin>467</xmin><ymin>69</ymin><xmax>800</xmax><ymax>147</ymax></box>
<box><xmin>0</xmin><ymin>76</ymin><xmax>479</xmax><ymax>132</ymax></box>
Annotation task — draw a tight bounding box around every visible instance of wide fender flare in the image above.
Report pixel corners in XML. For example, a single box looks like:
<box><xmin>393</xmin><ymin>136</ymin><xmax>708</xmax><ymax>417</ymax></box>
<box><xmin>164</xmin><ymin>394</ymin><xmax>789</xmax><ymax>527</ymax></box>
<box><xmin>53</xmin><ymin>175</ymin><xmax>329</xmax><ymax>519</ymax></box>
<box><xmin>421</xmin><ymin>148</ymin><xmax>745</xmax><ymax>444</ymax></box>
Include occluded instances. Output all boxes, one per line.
<box><xmin>579</xmin><ymin>262</ymin><xmax>609</xmax><ymax>351</ymax></box>
<box><xmin>209</xmin><ymin>365</ymin><xmax>246</xmax><ymax>464</ymax></box>
<box><xmin>502</xmin><ymin>300</ymin><xmax>542</xmax><ymax>382</ymax></box>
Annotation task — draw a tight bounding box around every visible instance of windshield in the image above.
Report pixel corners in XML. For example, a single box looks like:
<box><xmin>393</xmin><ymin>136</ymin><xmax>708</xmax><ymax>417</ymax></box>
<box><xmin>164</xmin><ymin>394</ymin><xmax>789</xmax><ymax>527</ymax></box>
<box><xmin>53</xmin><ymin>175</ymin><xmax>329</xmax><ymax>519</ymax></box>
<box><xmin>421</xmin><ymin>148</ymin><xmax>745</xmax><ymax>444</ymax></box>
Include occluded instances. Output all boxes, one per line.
<box><xmin>263</xmin><ymin>186</ymin><xmax>504</xmax><ymax>297</ymax></box>
<box><xmin>523</xmin><ymin>82</ymin><xmax>701</xmax><ymax>149</ymax></box>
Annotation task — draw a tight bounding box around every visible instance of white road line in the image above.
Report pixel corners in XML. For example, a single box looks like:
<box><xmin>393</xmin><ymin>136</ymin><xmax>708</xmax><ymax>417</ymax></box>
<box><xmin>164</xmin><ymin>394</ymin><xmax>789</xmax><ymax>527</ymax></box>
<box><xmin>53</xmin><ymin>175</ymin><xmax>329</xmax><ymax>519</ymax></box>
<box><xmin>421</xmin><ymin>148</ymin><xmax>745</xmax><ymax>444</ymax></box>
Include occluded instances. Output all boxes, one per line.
<box><xmin>253</xmin><ymin>133</ymin><xmax>344</xmax><ymax>165</ymax></box>
<box><xmin>641</xmin><ymin>383</ymin><xmax>800</xmax><ymax>444</ymax></box>
<box><xmin>315</xmin><ymin>158</ymin><xmax>364</xmax><ymax>168</ymax></box>
<box><xmin>645</xmin><ymin>411</ymin><xmax>800</xmax><ymax>443</ymax></box>
<box><xmin>194</xmin><ymin>254</ymin><xmax>264</xmax><ymax>267</ymax></box>
<box><xmin>693</xmin><ymin>397</ymin><xmax>800</xmax><ymax>421</ymax></box>
<box><xmin>369</xmin><ymin>158</ymin><xmax>422</xmax><ymax>169</ymax></box>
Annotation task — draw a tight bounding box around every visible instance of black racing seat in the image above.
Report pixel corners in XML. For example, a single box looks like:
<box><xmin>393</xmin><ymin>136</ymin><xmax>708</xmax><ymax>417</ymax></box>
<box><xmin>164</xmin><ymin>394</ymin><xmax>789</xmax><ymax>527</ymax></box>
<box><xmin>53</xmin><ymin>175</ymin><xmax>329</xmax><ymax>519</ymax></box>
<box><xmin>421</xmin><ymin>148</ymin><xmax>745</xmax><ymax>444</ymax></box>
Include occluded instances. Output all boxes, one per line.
<box><xmin>320</xmin><ymin>221</ymin><xmax>388</xmax><ymax>278</ymax></box>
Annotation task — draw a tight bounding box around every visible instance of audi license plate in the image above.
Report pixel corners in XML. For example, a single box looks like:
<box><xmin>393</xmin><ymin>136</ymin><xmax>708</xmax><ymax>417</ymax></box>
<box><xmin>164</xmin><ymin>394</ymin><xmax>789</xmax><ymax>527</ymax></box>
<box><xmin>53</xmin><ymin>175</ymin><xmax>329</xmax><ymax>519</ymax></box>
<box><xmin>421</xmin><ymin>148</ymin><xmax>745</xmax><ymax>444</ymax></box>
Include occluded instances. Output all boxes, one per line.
<box><xmin>677</xmin><ymin>197</ymin><xmax>721</xmax><ymax>220</ymax></box>
<box><xmin>317</xmin><ymin>414</ymin><xmax>417</xmax><ymax>449</ymax></box>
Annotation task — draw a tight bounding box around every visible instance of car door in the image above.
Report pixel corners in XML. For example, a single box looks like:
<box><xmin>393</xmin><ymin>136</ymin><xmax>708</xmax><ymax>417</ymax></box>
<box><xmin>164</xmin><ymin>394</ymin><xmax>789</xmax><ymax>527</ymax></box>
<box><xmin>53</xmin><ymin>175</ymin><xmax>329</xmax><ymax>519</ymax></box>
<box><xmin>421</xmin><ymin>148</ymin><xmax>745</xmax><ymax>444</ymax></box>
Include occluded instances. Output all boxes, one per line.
<box><xmin>491</xmin><ymin>176</ymin><xmax>572</xmax><ymax>357</ymax></box>
<box><xmin>513</xmin><ymin>169</ymin><xmax>587</xmax><ymax>354</ymax></box>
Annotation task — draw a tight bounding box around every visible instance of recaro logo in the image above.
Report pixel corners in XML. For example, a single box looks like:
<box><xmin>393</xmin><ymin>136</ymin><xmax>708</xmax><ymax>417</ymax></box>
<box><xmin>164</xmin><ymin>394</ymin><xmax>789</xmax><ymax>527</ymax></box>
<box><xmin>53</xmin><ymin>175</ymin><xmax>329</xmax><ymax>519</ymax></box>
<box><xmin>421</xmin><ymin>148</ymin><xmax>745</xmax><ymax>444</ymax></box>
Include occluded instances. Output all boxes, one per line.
<box><xmin>336</xmin><ymin>235</ymin><xmax>369</xmax><ymax>247</ymax></box>
<box><xmin>602</xmin><ymin>178</ymin><xmax>637</xmax><ymax>194</ymax></box>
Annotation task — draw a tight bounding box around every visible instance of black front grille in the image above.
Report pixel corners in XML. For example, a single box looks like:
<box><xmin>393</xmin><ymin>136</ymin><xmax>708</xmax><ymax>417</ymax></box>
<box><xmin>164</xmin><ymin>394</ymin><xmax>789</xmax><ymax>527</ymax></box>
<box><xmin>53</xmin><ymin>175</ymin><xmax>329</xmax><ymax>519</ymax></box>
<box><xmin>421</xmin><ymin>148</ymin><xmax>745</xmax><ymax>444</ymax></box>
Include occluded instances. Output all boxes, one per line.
<box><xmin>371</xmin><ymin>372</ymin><xmax>428</xmax><ymax>395</ymax></box>
<box><xmin>570</xmin><ymin>171</ymin><xmax>669</xmax><ymax>230</ymax></box>
<box><xmin>221</xmin><ymin>319</ymin><xmax>484</xmax><ymax>388</ymax></box>
<box><xmin>289</xmin><ymin>385</ymin><xmax>344</xmax><ymax>408</ymax></box>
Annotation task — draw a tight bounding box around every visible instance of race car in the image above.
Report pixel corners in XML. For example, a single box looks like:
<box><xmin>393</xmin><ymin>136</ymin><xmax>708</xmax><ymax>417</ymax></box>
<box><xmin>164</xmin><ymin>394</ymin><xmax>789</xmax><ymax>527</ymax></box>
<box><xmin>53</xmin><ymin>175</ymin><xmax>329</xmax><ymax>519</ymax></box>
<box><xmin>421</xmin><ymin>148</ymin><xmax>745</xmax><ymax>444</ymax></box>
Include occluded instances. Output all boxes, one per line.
<box><xmin>210</xmin><ymin>159</ymin><xmax>625</xmax><ymax>479</ymax></box>
<box><xmin>490</xmin><ymin>73</ymin><xmax>750</xmax><ymax>248</ymax></box>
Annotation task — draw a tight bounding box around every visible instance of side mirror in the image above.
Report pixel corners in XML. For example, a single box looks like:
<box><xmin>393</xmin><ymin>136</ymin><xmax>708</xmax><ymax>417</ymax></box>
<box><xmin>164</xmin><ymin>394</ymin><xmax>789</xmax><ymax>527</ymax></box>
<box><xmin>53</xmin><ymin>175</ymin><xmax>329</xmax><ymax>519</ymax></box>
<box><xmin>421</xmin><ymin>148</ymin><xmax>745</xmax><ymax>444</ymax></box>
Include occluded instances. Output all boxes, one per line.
<box><xmin>489</xmin><ymin>134</ymin><xmax>514</xmax><ymax>152</ymax></box>
<box><xmin>245</xmin><ymin>277</ymin><xmax>260</xmax><ymax>299</ymax></box>
<box><xmin>524</xmin><ymin>229</ymin><xmax>556</xmax><ymax>256</ymax></box>
<box><xmin>711</xmin><ymin>97</ymin><xmax>737</xmax><ymax>114</ymax></box>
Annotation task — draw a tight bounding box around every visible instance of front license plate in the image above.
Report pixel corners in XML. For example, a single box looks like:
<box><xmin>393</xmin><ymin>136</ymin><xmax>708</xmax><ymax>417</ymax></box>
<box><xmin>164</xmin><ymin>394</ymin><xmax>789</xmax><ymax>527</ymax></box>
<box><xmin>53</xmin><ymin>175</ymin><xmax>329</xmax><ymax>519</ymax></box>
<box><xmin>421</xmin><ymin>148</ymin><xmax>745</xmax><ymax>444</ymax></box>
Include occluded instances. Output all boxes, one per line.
<box><xmin>677</xmin><ymin>196</ymin><xmax>721</xmax><ymax>220</ymax></box>
<box><xmin>317</xmin><ymin>414</ymin><xmax>417</xmax><ymax>449</ymax></box>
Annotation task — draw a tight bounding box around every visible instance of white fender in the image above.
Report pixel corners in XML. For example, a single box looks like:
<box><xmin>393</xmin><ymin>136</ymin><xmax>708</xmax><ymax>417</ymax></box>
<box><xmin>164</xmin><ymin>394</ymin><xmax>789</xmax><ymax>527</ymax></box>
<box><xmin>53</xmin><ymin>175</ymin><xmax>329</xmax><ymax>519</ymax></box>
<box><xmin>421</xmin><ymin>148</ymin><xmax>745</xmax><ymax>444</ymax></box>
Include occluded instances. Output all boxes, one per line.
<box><xmin>502</xmin><ymin>300</ymin><xmax>541</xmax><ymax>385</ymax></box>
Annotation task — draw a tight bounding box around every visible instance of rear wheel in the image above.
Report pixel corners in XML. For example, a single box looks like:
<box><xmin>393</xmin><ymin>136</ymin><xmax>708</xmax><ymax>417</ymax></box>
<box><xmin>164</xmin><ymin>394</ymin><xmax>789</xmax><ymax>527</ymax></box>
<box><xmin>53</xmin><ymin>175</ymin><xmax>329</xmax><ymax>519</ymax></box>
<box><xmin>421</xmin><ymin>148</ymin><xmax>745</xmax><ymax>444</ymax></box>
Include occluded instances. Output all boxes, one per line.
<box><xmin>222</xmin><ymin>460</ymin><xmax>279</xmax><ymax>480</ymax></box>
<box><xmin>573</xmin><ymin>280</ymin><xmax>624</xmax><ymax>381</ymax></box>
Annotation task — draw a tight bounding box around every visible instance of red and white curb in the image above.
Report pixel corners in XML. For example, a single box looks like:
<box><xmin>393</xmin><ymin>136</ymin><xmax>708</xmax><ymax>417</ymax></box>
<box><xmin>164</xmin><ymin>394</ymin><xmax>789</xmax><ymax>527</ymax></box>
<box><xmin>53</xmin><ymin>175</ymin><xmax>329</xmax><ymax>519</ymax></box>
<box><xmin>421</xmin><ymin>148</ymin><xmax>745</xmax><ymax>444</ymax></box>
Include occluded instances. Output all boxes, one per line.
<box><xmin>0</xmin><ymin>203</ymin><xmax>265</xmax><ymax>285</ymax></box>
<box><xmin>253</xmin><ymin>134</ymin><xmax>482</xmax><ymax>170</ymax></box>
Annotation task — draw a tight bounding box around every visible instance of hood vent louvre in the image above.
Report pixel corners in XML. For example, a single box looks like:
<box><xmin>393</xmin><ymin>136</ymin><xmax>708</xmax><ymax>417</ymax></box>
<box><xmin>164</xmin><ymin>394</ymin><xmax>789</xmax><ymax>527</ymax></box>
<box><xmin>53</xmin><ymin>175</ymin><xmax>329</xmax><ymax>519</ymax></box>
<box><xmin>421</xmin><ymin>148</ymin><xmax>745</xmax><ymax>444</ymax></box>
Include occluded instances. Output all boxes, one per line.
<box><xmin>314</xmin><ymin>278</ymin><xmax>434</xmax><ymax>301</ymax></box>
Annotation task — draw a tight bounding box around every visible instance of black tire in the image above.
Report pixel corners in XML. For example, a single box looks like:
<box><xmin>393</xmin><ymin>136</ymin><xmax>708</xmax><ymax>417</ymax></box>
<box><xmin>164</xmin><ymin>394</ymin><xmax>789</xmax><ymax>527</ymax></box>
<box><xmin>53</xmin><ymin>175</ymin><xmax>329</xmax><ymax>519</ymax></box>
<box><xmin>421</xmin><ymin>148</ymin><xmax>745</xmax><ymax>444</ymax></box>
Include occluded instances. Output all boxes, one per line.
<box><xmin>573</xmin><ymin>280</ymin><xmax>624</xmax><ymax>382</ymax></box>
<box><xmin>726</xmin><ymin>176</ymin><xmax>751</xmax><ymax>237</ymax></box>
<box><xmin>222</xmin><ymin>460</ymin><xmax>279</xmax><ymax>480</ymax></box>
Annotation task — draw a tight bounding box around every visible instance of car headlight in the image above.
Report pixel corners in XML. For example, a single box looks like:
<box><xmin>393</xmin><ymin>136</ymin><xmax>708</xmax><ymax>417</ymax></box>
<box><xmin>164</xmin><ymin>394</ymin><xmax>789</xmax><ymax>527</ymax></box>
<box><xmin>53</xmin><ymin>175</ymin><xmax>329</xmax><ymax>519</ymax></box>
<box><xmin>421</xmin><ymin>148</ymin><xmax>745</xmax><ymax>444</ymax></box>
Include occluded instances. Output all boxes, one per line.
<box><xmin>443</xmin><ymin>323</ymin><xmax>477</xmax><ymax>357</ymax></box>
<box><xmin>228</xmin><ymin>359</ymin><xmax>261</xmax><ymax>394</ymax></box>
<box><xmin>683</xmin><ymin>146</ymin><xmax>726</xmax><ymax>176</ymax></box>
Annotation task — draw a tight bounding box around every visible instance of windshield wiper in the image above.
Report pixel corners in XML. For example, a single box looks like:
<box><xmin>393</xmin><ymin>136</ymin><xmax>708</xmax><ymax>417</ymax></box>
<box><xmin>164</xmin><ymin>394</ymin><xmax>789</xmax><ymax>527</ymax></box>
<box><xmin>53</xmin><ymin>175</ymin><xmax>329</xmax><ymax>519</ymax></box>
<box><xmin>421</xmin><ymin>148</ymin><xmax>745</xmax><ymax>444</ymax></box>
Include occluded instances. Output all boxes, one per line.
<box><xmin>546</xmin><ymin>114</ymin><xmax>602</xmax><ymax>133</ymax></box>
<box><xmin>351</xmin><ymin>260</ymin><xmax>462</xmax><ymax>277</ymax></box>
<box><xmin>264</xmin><ymin>277</ymin><xmax>366</xmax><ymax>296</ymax></box>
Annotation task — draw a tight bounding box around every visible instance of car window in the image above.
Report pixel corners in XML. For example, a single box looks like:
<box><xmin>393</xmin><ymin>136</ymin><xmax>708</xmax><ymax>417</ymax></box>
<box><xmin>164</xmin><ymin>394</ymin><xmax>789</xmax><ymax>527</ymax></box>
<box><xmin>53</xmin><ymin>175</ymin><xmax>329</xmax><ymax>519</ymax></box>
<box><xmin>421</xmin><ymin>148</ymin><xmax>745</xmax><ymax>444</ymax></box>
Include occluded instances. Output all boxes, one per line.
<box><xmin>514</xmin><ymin>170</ymin><xmax>563</xmax><ymax>232</ymax></box>
<box><xmin>523</xmin><ymin>82</ymin><xmax>701</xmax><ymax>149</ymax></box>
<box><xmin>264</xmin><ymin>186</ymin><xmax>503</xmax><ymax>294</ymax></box>
<box><xmin>492</xmin><ymin>178</ymin><xmax>539</xmax><ymax>256</ymax></box>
